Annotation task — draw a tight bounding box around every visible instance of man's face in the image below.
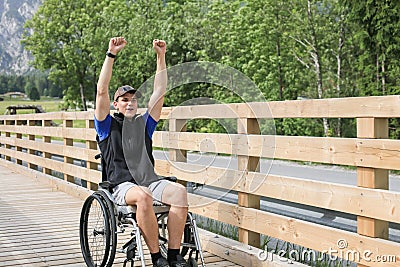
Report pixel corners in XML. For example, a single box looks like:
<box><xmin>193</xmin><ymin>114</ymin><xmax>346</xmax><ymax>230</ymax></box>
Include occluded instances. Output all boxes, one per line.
<box><xmin>114</xmin><ymin>92</ymin><xmax>138</xmax><ymax>118</ymax></box>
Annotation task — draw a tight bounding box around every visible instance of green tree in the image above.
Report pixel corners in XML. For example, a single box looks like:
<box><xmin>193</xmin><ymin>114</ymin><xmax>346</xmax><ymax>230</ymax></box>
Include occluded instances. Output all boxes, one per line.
<box><xmin>23</xmin><ymin>0</ymin><xmax>113</xmax><ymax>110</ymax></box>
<box><xmin>341</xmin><ymin>0</ymin><xmax>400</xmax><ymax>96</ymax></box>
<box><xmin>29</xmin><ymin>86</ymin><xmax>40</xmax><ymax>101</ymax></box>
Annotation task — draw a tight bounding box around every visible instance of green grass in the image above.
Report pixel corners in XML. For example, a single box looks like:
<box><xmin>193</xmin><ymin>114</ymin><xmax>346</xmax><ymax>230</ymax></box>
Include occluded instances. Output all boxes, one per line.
<box><xmin>0</xmin><ymin>96</ymin><xmax>62</xmax><ymax>115</ymax></box>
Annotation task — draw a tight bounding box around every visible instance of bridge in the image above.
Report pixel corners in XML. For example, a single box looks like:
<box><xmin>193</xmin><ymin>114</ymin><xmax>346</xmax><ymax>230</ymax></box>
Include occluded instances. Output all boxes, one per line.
<box><xmin>0</xmin><ymin>96</ymin><xmax>400</xmax><ymax>267</ymax></box>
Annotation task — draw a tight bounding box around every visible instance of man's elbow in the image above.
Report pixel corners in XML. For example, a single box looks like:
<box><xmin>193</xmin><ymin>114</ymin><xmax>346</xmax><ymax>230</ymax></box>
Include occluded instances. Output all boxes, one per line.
<box><xmin>97</xmin><ymin>85</ymin><xmax>109</xmax><ymax>96</ymax></box>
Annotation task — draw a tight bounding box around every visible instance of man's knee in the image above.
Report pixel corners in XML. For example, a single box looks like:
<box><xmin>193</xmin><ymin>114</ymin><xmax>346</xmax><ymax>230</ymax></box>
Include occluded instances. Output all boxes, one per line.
<box><xmin>175</xmin><ymin>183</ymin><xmax>188</xmax><ymax>199</ymax></box>
<box><xmin>125</xmin><ymin>186</ymin><xmax>153</xmax><ymax>206</ymax></box>
<box><xmin>163</xmin><ymin>183</ymin><xmax>188</xmax><ymax>207</ymax></box>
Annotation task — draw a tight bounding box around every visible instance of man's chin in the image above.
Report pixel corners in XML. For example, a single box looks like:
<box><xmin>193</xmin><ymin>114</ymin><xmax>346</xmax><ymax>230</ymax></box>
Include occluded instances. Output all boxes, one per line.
<box><xmin>124</xmin><ymin>111</ymin><xmax>136</xmax><ymax>119</ymax></box>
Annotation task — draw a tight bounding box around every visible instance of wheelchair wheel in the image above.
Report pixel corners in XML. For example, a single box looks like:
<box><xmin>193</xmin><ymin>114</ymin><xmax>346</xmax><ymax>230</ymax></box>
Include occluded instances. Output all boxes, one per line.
<box><xmin>96</xmin><ymin>190</ymin><xmax>117</xmax><ymax>266</ymax></box>
<box><xmin>80</xmin><ymin>192</ymin><xmax>117</xmax><ymax>267</ymax></box>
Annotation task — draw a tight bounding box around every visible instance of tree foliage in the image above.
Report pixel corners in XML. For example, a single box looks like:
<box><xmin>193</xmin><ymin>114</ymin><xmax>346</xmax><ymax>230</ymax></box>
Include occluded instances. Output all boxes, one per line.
<box><xmin>22</xmin><ymin>0</ymin><xmax>400</xmax><ymax>137</ymax></box>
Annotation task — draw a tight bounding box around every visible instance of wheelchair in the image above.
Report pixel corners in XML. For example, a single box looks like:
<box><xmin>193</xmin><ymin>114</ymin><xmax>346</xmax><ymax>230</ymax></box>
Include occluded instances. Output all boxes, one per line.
<box><xmin>79</xmin><ymin>176</ymin><xmax>205</xmax><ymax>267</ymax></box>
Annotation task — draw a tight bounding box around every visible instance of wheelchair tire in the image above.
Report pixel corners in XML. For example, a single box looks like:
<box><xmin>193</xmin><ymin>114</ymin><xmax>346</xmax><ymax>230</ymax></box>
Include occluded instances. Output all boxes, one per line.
<box><xmin>79</xmin><ymin>192</ymin><xmax>116</xmax><ymax>267</ymax></box>
<box><xmin>95</xmin><ymin>190</ymin><xmax>117</xmax><ymax>266</ymax></box>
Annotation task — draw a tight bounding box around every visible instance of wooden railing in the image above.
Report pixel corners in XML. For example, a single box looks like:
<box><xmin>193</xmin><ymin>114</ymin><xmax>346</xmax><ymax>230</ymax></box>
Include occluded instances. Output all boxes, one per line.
<box><xmin>0</xmin><ymin>95</ymin><xmax>400</xmax><ymax>267</ymax></box>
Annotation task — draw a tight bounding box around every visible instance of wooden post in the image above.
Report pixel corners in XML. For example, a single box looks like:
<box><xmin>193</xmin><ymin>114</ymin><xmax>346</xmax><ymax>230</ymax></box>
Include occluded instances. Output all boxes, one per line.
<box><xmin>86</xmin><ymin>119</ymin><xmax>98</xmax><ymax>190</ymax></box>
<box><xmin>0</xmin><ymin>121</ymin><xmax>2</xmax><ymax>159</ymax></box>
<box><xmin>28</xmin><ymin>120</ymin><xmax>37</xmax><ymax>170</ymax></box>
<box><xmin>0</xmin><ymin>120</ymin><xmax>2</xmax><ymax>159</ymax></box>
<box><xmin>169</xmin><ymin>119</ymin><xmax>187</xmax><ymax>186</ymax></box>
<box><xmin>43</xmin><ymin>120</ymin><xmax>52</xmax><ymax>175</ymax></box>
<box><xmin>237</xmin><ymin>118</ymin><xmax>260</xmax><ymax>248</ymax></box>
<box><xmin>64</xmin><ymin>119</ymin><xmax>74</xmax><ymax>183</ymax></box>
<box><xmin>356</xmin><ymin>118</ymin><xmax>389</xmax><ymax>267</ymax></box>
<box><xmin>16</xmin><ymin>120</ymin><xmax>23</xmax><ymax>165</ymax></box>
<box><xmin>5</xmin><ymin>120</ymin><xmax>12</xmax><ymax>161</ymax></box>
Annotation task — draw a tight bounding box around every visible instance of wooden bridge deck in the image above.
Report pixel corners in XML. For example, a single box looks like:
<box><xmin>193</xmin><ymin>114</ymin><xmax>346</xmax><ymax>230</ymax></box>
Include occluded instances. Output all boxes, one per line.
<box><xmin>0</xmin><ymin>165</ymin><xmax>241</xmax><ymax>267</ymax></box>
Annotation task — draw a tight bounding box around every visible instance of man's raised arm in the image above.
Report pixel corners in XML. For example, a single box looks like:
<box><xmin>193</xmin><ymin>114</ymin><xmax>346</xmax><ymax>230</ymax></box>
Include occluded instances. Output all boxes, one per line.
<box><xmin>95</xmin><ymin>37</ymin><xmax>127</xmax><ymax>121</ymax></box>
<box><xmin>148</xmin><ymin>39</ymin><xmax>167</xmax><ymax>121</ymax></box>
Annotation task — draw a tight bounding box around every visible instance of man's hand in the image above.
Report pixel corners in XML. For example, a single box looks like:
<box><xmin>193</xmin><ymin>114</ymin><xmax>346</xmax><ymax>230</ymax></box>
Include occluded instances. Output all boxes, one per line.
<box><xmin>109</xmin><ymin>37</ymin><xmax>127</xmax><ymax>55</ymax></box>
<box><xmin>153</xmin><ymin>39</ymin><xmax>166</xmax><ymax>56</ymax></box>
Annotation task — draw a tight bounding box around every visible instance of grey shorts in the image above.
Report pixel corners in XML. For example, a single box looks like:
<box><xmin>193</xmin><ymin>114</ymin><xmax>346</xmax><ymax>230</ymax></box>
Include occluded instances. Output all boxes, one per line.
<box><xmin>112</xmin><ymin>180</ymin><xmax>173</xmax><ymax>206</ymax></box>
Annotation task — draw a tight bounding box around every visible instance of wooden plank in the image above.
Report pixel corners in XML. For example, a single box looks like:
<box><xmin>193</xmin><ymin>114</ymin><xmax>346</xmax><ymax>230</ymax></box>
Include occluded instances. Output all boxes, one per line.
<box><xmin>0</xmin><ymin>110</ymin><xmax>93</xmax><ymax>121</ymax></box>
<box><xmin>0</xmin><ymin>148</ymin><xmax>101</xmax><ymax>184</ymax></box>
<box><xmin>153</xmin><ymin>132</ymin><xmax>400</xmax><ymax>170</ymax></box>
<box><xmin>0</xmin><ymin>136</ymin><xmax>100</xmax><ymax>162</ymax></box>
<box><xmin>0</xmin><ymin>124</ymin><xmax>97</xmax><ymax>141</ymax></box>
<box><xmin>266</xmin><ymin>95</ymin><xmax>400</xmax><ymax>118</ymax></box>
<box><xmin>166</xmin><ymin>95</ymin><xmax>400</xmax><ymax>119</ymax></box>
<box><xmin>189</xmin><ymin>194</ymin><xmax>400</xmax><ymax>267</ymax></box>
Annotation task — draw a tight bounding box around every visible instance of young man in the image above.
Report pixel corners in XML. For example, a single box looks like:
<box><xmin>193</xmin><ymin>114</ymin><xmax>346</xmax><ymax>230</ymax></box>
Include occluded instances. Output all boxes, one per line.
<box><xmin>94</xmin><ymin>37</ymin><xmax>189</xmax><ymax>267</ymax></box>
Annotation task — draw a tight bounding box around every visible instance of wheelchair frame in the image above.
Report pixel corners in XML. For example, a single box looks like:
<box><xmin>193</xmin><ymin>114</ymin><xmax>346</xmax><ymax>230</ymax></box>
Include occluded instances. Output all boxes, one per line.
<box><xmin>79</xmin><ymin>182</ymin><xmax>206</xmax><ymax>267</ymax></box>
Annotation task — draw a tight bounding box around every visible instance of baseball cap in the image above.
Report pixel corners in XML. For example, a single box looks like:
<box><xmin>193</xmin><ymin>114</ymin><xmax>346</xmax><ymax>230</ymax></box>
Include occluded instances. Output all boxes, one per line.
<box><xmin>113</xmin><ymin>85</ymin><xmax>143</xmax><ymax>101</ymax></box>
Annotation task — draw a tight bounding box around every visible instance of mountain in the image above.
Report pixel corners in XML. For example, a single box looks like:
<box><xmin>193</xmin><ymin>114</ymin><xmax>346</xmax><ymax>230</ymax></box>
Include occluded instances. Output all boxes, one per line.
<box><xmin>0</xmin><ymin>0</ymin><xmax>41</xmax><ymax>75</ymax></box>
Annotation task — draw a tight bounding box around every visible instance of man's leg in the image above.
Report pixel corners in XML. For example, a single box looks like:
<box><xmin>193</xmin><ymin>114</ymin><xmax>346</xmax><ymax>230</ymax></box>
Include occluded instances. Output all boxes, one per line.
<box><xmin>160</xmin><ymin>182</ymin><xmax>189</xmax><ymax>266</ymax></box>
<box><xmin>125</xmin><ymin>186</ymin><xmax>159</xmax><ymax>253</ymax></box>
<box><xmin>161</xmin><ymin>183</ymin><xmax>188</xmax><ymax>249</ymax></box>
<box><xmin>125</xmin><ymin>186</ymin><xmax>169</xmax><ymax>266</ymax></box>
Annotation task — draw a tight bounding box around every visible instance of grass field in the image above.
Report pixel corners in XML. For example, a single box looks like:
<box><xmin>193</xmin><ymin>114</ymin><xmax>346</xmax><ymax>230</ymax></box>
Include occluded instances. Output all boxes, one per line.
<box><xmin>0</xmin><ymin>97</ymin><xmax>63</xmax><ymax>115</ymax></box>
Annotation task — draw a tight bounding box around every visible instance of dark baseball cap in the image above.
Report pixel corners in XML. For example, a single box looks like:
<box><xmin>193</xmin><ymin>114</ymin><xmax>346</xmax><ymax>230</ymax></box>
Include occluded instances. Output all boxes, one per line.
<box><xmin>113</xmin><ymin>85</ymin><xmax>143</xmax><ymax>101</ymax></box>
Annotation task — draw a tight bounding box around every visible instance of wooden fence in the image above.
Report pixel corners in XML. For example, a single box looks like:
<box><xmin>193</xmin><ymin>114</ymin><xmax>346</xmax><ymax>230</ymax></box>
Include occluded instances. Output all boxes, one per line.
<box><xmin>0</xmin><ymin>95</ymin><xmax>400</xmax><ymax>267</ymax></box>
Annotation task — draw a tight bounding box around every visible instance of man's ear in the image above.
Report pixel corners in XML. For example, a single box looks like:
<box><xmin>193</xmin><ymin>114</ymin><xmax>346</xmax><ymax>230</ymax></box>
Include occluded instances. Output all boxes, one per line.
<box><xmin>113</xmin><ymin>101</ymin><xmax>118</xmax><ymax>111</ymax></box>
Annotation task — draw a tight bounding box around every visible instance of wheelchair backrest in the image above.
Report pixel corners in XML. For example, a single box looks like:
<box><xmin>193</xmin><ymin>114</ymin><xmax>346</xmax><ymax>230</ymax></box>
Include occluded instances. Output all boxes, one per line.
<box><xmin>95</xmin><ymin>153</ymin><xmax>108</xmax><ymax>183</ymax></box>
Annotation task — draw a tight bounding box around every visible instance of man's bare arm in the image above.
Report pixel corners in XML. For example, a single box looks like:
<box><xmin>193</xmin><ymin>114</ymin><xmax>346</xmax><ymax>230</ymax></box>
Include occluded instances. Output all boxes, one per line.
<box><xmin>95</xmin><ymin>37</ymin><xmax>127</xmax><ymax>121</ymax></box>
<box><xmin>148</xmin><ymin>39</ymin><xmax>167</xmax><ymax>121</ymax></box>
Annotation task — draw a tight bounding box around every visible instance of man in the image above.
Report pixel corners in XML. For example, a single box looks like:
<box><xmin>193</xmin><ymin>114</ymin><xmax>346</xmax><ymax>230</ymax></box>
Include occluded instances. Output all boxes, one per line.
<box><xmin>94</xmin><ymin>36</ymin><xmax>189</xmax><ymax>267</ymax></box>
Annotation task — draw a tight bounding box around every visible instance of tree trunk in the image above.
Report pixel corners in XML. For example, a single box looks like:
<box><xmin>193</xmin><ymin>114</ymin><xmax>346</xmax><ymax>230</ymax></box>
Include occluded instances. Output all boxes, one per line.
<box><xmin>276</xmin><ymin>11</ymin><xmax>283</xmax><ymax>101</ymax></box>
<box><xmin>307</xmin><ymin>0</ymin><xmax>329</xmax><ymax>136</ymax></box>
<box><xmin>336</xmin><ymin>21</ymin><xmax>344</xmax><ymax>137</ymax></box>
<box><xmin>376</xmin><ymin>53</ymin><xmax>380</xmax><ymax>93</ymax></box>
<box><xmin>381</xmin><ymin>58</ymin><xmax>386</xmax><ymax>95</ymax></box>
<box><xmin>80</xmin><ymin>83</ymin><xmax>87</xmax><ymax>111</ymax></box>
<box><xmin>93</xmin><ymin>67</ymin><xmax>97</xmax><ymax>110</ymax></box>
